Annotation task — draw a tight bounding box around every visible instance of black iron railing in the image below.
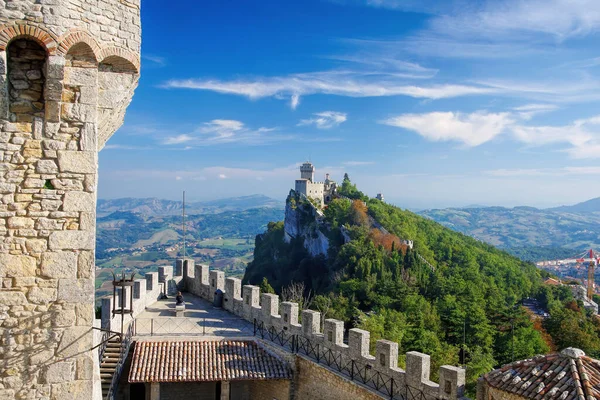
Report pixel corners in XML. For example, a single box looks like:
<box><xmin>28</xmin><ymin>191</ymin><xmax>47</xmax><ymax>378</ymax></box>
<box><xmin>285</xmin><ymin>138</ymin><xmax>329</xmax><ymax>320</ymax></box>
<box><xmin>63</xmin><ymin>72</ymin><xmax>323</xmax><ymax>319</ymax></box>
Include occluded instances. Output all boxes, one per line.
<box><xmin>253</xmin><ymin>319</ymin><xmax>437</xmax><ymax>400</ymax></box>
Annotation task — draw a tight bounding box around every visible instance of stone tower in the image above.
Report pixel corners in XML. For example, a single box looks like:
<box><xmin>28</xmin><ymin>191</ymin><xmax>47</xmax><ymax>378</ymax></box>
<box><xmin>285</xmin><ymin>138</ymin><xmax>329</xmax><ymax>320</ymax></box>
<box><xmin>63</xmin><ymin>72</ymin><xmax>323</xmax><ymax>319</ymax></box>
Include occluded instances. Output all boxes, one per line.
<box><xmin>300</xmin><ymin>161</ymin><xmax>315</xmax><ymax>181</ymax></box>
<box><xmin>0</xmin><ymin>1</ymin><xmax>140</xmax><ymax>399</ymax></box>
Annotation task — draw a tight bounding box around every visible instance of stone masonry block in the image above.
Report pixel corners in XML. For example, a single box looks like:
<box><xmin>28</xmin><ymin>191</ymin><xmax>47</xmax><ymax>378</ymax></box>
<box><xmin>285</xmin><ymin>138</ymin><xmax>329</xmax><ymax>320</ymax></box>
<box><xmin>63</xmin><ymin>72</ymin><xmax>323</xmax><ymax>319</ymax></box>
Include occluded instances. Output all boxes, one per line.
<box><xmin>0</xmin><ymin>253</ymin><xmax>37</xmax><ymax>277</ymax></box>
<box><xmin>197</xmin><ymin>264</ymin><xmax>209</xmax><ymax>285</ymax></box>
<box><xmin>146</xmin><ymin>272</ymin><xmax>158</xmax><ymax>291</ymax></box>
<box><xmin>158</xmin><ymin>266</ymin><xmax>172</xmax><ymax>283</ymax></box>
<box><xmin>182</xmin><ymin>258</ymin><xmax>194</xmax><ymax>278</ymax></box>
<box><xmin>438</xmin><ymin>366</ymin><xmax>466</xmax><ymax>400</ymax></box>
<box><xmin>57</xmin><ymin>150</ymin><xmax>97</xmax><ymax>174</ymax></box>
<box><xmin>376</xmin><ymin>340</ymin><xmax>398</xmax><ymax>369</ymax></box>
<box><xmin>406</xmin><ymin>351</ymin><xmax>431</xmax><ymax>386</ymax></box>
<box><xmin>324</xmin><ymin>319</ymin><xmax>344</xmax><ymax>345</ymax></box>
<box><xmin>261</xmin><ymin>293</ymin><xmax>279</xmax><ymax>318</ymax></box>
<box><xmin>348</xmin><ymin>328</ymin><xmax>370</xmax><ymax>358</ymax></box>
<box><xmin>242</xmin><ymin>285</ymin><xmax>260</xmax><ymax>308</ymax></box>
<box><xmin>49</xmin><ymin>230</ymin><xmax>94</xmax><ymax>250</ymax></box>
<box><xmin>57</xmin><ymin>278</ymin><xmax>94</xmax><ymax>304</ymax></box>
<box><xmin>63</xmin><ymin>191</ymin><xmax>95</xmax><ymax>212</ymax></box>
<box><xmin>41</xmin><ymin>251</ymin><xmax>78</xmax><ymax>279</ymax></box>
<box><xmin>43</xmin><ymin>361</ymin><xmax>74</xmax><ymax>384</ymax></box>
<box><xmin>209</xmin><ymin>270</ymin><xmax>224</xmax><ymax>290</ymax></box>
<box><xmin>225</xmin><ymin>277</ymin><xmax>242</xmax><ymax>299</ymax></box>
<box><xmin>302</xmin><ymin>310</ymin><xmax>321</xmax><ymax>336</ymax></box>
<box><xmin>280</xmin><ymin>302</ymin><xmax>298</xmax><ymax>326</ymax></box>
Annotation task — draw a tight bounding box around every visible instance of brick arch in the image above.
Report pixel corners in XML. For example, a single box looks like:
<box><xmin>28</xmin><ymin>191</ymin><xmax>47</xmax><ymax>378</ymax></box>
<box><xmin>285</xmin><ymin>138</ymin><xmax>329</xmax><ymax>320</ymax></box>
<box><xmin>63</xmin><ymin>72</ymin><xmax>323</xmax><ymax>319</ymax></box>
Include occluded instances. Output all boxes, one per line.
<box><xmin>57</xmin><ymin>30</ymin><xmax>101</xmax><ymax>61</ymax></box>
<box><xmin>0</xmin><ymin>23</ymin><xmax>59</xmax><ymax>54</ymax></box>
<box><xmin>98</xmin><ymin>47</ymin><xmax>140</xmax><ymax>73</ymax></box>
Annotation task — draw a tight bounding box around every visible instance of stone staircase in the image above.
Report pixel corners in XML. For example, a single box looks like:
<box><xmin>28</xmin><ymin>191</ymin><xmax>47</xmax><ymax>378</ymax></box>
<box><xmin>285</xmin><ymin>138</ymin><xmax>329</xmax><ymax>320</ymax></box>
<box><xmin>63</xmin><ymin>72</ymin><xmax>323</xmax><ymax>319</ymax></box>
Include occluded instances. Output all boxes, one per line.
<box><xmin>100</xmin><ymin>337</ymin><xmax>122</xmax><ymax>399</ymax></box>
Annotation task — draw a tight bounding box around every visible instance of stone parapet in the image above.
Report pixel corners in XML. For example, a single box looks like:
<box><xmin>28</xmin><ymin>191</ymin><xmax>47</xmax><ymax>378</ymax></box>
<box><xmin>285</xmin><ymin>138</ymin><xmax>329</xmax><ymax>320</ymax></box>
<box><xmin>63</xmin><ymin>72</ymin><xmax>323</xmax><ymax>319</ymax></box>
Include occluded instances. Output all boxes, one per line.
<box><xmin>180</xmin><ymin>260</ymin><xmax>466</xmax><ymax>400</ymax></box>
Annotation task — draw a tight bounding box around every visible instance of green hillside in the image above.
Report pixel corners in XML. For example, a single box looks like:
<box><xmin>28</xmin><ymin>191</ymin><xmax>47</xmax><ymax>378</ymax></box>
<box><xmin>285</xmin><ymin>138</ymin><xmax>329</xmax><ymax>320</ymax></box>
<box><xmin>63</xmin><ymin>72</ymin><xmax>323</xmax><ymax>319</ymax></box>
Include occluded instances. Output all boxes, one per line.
<box><xmin>244</xmin><ymin>177</ymin><xmax>600</xmax><ymax>392</ymax></box>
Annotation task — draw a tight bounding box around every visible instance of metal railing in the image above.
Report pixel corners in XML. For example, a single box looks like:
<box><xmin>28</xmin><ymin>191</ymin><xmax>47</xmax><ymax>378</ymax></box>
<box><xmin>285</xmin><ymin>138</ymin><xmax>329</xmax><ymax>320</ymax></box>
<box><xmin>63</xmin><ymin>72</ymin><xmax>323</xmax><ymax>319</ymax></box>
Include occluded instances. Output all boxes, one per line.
<box><xmin>133</xmin><ymin>317</ymin><xmax>254</xmax><ymax>337</ymax></box>
<box><xmin>253</xmin><ymin>320</ymin><xmax>437</xmax><ymax>400</ymax></box>
<box><xmin>106</xmin><ymin>323</ymin><xmax>134</xmax><ymax>400</ymax></box>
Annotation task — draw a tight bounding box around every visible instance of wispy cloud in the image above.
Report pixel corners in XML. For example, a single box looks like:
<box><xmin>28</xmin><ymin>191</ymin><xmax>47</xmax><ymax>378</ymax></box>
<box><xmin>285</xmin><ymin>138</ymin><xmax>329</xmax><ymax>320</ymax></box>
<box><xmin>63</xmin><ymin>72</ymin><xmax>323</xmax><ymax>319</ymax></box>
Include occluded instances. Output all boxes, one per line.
<box><xmin>298</xmin><ymin>111</ymin><xmax>347</xmax><ymax>129</ymax></box>
<box><xmin>142</xmin><ymin>54</ymin><xmax>166</xmax><ymax>67</ymax></box>
<box><xmin>162</xmin><ymin>119</ymin><xmax>291</xmax><ymax>147</ymax></box>
<box><xmin>381</xmin><ymin>111</ymin><xmax>514</xmax><ymax>147</ymax></box>
<box><xmin>162</xmin><ymin>70</ymin><xmax>495</xmax><ymax>108</ymax></box>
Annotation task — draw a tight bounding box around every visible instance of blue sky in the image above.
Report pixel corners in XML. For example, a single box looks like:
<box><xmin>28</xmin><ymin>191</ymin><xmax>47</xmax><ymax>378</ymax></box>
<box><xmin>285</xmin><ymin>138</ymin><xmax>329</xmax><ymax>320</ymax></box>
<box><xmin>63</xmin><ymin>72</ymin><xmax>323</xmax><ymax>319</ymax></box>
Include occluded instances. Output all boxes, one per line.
<box><xmin>99</xmin><ymin>0</ymin><xmax>600</xmax><ymax>209</ymax></box>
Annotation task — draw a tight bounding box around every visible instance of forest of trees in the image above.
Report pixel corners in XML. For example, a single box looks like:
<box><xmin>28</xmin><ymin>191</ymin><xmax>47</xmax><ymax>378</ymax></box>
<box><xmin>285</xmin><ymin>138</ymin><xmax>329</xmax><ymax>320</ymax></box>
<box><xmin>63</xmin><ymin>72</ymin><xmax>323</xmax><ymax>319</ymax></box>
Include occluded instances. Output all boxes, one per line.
<box><xmin>243</xmin><ymin>175</ymin><xmax>600</xmax><ymax>393</ymax></box>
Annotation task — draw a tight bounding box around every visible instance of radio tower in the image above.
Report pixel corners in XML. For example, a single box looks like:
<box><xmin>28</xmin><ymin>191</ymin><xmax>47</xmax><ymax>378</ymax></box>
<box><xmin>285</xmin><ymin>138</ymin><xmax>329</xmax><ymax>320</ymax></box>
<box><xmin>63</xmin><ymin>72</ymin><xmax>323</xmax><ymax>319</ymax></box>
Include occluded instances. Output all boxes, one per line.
<box><xmin>182</xmin><ymin>190</ymin><xmax>186</xmax><ymax>260</ymax></box>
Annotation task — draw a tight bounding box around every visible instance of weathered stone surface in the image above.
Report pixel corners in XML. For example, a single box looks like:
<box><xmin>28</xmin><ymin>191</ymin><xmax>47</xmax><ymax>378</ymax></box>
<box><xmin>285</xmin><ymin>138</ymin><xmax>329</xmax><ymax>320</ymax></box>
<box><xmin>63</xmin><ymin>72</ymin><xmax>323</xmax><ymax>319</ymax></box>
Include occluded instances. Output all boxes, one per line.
<box><xmin>63</xmin><ymin>191</ymin><xmax>95</xmax><ymax>212</ymax></box>
<box><xmin>49</xmin><ymin>231</ymin><xmax>94</xmax><ymax>250</ymax></box>
<box><xmin>43</xmin><ymin>361</ymin><xmax>74</xmax><ymax>384</ymax></box>
<box><xmin>0</xmin><ymin>291</ymin><xmax>28</xmax><ymax>306</ymax></box>
<box><xmin>7</xmin><ymin>216</ymin><xmax>34</xmax><ymax>229</ymax></box>
<box><xmin>36</xmin><ymin>159</ymin><xmax>58</xmax><ymax>174</ymax></box>
<box><xmin>0</xmin><ymin>254</ymin><xmax>36</xmax><ymax>277</ymax></box>
<box><xmin>27</xmin><ymin>287</ymin><xmax>57</xmax><ymax>304</ymax></box>
<box><xmin>41</xmin><ymin>252</ymin><xmax>77</xmax><ymax>279</ymax></box>
<box><xmin>57</xmin><ymin>327</ymin><xmax>93</xmax><ymax>358</ymax></box>
<box><xmin>57</xmin><ymin>279</ymin><xmax>94</xmax><ymax>303</ymax></box>
<box><xmin>57</xmin><ymin>151</ymin><xmax>96</xmax><ymax>174</ymax></box>
<box><xmin>54</xmin><ymin>309</ymin><xmax>76</xmax><ymax>327</ymax></box>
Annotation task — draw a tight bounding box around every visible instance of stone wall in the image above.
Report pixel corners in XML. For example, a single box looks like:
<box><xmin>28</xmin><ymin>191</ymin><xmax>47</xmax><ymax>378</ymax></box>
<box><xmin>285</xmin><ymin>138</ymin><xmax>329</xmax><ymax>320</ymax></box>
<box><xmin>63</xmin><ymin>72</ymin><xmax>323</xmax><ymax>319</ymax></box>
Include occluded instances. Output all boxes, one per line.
<box><xmin>0</xmin><ymin>2</ymin><xmax>140</xmax><ymax>399</ymax></box>
<box><xmin>180</xmin><ymin>260</ymin><xmax>467</xmax><ymax>400</ymax></box>
<box><xmin>295</xmin><ymin>355</ymin><xmax>384</xmax><ymax>400</ymax></box>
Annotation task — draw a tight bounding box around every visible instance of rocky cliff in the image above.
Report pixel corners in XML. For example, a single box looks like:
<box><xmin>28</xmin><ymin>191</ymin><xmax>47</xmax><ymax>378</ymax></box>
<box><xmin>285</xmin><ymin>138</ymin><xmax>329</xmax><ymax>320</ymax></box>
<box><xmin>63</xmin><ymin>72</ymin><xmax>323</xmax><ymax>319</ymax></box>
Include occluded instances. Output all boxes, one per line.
<box><xmin>283</xmin><ymin>190</ymin><xmax>330</xmax><ymax>257</ymax></box>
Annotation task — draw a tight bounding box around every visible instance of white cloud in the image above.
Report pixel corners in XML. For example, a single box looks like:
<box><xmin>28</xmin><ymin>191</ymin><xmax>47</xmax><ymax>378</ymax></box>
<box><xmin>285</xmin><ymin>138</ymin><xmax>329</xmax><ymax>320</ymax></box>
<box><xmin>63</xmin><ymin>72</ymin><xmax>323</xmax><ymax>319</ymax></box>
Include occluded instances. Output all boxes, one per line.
<box><xmin>163</xmin><ymin>119</ymin><xmax>291</xmax><ymax>146</ymax></box>
<box><xmin>512</xmin><ymin>103</ymin><xmax>560</xmax><ymax>120</ymax></box>
<box><xmin>218</xmin><ymin>174</ymin><xmax>227</xmax><ymax>179</ymax></box>
<box><xmin>175</xmin><ymin>176</ymin><xmax>182</xmax><ymax>181</ymax></box>
<box><xmin>142</xmin><ymin>54</ymin><xmax>166</xmax><ymax>66</ymax></box>
<box><xmin>383</xmin><ymin>109</ymin><xmax>600</xmax><ymax>157</ymax></box>
<box><xmin>381</xmin><ymin>111</ymin><xmax>514</xmax><ymax>147</ymax></box>
<box><xmin>298</xmin><ymin>111</ymin><xmax>347</xmax><ymax>129</ymax></box>
<box><xmin>164</xmin><ymin>134</ymin><xmax>193</xmax><ymax>145</ymax></box>
<box><xmin>162</xmin><ymin>70</ymin><xmax>495</xmax><ymax>107</ymax></box>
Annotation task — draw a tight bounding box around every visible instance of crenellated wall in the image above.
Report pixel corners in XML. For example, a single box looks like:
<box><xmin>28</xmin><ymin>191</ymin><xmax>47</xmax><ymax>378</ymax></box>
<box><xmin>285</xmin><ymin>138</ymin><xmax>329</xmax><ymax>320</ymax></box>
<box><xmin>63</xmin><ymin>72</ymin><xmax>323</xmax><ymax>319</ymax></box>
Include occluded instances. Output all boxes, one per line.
<box><xmin>180</xmin><ymin>259</ymin><xmax>466</xmax><ymax>400</ymax></box>
<box><xmin>0</xmin><ymin>2</ymin><xmax>140</xmax><ymax>399</ymax></box>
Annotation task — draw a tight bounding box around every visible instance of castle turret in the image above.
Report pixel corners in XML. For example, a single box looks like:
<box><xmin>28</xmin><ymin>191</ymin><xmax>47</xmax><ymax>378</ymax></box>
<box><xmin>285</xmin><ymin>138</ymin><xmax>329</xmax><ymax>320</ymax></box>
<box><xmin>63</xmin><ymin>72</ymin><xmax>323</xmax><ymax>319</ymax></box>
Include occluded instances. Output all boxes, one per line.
<box><xmin>300</xmin><ymin>161</ymin><xmax>315</xmax><ymax>181</ymax></box>
<box><xmin>0</xmin><ymin>1</ymin><xmax>140</xmax><ymax>399</ymax></box>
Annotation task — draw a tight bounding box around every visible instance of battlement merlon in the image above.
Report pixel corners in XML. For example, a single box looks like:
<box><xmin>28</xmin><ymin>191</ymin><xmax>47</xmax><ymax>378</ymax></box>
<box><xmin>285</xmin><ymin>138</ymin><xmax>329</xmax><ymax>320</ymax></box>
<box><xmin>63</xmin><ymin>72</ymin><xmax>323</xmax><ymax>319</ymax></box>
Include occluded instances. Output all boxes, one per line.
<box><xmin>180</xmin><ymin>260</ymin><xmax>466</xmax><ymax>399</ymax></box>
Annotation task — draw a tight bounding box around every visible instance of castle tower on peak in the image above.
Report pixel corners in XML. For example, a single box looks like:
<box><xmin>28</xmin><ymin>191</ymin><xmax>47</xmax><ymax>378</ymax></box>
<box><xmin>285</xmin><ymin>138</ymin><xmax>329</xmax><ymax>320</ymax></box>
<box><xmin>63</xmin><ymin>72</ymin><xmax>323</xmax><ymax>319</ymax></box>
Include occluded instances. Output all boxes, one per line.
<box><xmin>300</xmin><ymin>161</ymin><xmax>315</xmax><ymax>181</ymax></box>
<box><xmin>294</xmin><ymin>162</ymin><xmax>337</xmax><ymax>207</ymax></box>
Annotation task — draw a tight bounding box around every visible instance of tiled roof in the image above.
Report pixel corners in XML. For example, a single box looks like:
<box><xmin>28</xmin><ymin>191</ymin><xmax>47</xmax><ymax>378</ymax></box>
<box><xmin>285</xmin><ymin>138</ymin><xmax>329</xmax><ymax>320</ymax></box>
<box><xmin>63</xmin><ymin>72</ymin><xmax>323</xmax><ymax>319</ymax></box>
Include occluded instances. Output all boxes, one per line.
<box><xmin>128</xmin><ymin>340</ymin><xmax>292</xmax><ymax>383</ymax></box>
<box><xmin>483</xmin><ymin>348</ymin><xmax>600</xmax><ymax>399</ymax></box>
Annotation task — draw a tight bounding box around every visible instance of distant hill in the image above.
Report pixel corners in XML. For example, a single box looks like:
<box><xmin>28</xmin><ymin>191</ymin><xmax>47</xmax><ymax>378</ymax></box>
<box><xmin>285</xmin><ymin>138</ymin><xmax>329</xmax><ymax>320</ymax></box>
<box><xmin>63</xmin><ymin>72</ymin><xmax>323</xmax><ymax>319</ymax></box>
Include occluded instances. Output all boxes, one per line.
<box><xmin>419</xmin><ymin>202</ymin><xmax>600</xmax><ymax>259</ymax></box>
<box><xmin>548</xmin><ymin>197</ymin><xmax>600</xmax><ymax>213</ymax></box>
<box><xmin>97</xmin><ymin>195</ymin><xmax>283</xmax><ymax>217</ymax></box>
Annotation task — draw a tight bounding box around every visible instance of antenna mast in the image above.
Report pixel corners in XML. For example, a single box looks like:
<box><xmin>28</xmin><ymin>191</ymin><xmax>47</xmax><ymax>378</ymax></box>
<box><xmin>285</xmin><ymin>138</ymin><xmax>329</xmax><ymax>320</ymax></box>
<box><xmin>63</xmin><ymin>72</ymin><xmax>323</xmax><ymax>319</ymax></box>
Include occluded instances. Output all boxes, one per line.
<box><xmin>182</xmin><ymin>190</ymin><xmax>186</xmax><ymax>260</ymax></box>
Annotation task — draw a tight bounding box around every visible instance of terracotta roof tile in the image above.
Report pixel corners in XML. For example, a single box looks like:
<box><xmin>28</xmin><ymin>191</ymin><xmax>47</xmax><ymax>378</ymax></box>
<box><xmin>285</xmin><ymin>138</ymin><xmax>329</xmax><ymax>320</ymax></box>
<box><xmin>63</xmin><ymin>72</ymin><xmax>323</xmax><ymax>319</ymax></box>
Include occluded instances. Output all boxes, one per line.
<box><xmin>128</xmin><ymin>340</ymin><xmax>292</xmax><ymax>383</ymax></box>
<box><xmin>484</xmin><ymin>348</ymin><xmax>600</xmax><ymax>400</ymax></box>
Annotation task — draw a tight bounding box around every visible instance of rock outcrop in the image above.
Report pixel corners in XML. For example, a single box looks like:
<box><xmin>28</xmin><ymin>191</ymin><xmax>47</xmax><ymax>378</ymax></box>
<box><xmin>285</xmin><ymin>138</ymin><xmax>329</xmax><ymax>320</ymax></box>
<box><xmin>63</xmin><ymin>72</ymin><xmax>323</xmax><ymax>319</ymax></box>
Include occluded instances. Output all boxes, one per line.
<box><xmin>283</xmin><ymin>190</ymin><xmax>329</xmax><ymax>257</ymax></box>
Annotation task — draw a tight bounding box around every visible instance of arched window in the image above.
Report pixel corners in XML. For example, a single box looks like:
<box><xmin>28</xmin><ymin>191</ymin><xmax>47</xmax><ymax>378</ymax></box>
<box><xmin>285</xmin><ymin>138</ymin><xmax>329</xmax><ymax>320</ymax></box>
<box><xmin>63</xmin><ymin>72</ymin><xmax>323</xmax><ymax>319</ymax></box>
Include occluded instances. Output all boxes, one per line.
<box><xmin>7</xmin><ymin>39</ymin><xmax>47</xmax><ymax>123</ymax></box>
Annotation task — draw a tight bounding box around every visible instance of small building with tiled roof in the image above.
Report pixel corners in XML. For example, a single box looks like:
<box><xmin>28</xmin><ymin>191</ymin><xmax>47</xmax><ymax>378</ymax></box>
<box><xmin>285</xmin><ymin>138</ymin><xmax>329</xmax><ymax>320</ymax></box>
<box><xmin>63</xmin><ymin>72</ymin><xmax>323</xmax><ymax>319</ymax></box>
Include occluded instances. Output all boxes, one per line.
<box><xmin>128</xmin><ymin>339</ymin><xmax>292</xmax><ymax>400</ymax></box>
<box><xmin>477</xmin><ymin>348</ymin><xmax>600</xmax><ymax>400</ymax></box>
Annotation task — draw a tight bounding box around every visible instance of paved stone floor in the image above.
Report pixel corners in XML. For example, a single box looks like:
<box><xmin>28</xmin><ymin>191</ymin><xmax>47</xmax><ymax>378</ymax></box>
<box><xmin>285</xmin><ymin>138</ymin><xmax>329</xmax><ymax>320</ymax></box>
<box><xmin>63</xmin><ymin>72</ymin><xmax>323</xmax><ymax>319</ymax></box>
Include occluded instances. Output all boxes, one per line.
<box><xmin>134</xmin><ymin>293</ymin><xmax>254</xmax><ymax>338</ymax></box>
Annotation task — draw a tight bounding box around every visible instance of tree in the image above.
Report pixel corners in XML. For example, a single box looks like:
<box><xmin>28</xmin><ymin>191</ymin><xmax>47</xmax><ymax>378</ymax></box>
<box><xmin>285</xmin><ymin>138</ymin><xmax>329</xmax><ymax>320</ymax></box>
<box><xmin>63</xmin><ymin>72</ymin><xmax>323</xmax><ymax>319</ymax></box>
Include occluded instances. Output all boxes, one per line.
<box><xmin>259</xmin><ymin>277</ymin><xmax>275</xmax><ymax>294</ymax></box>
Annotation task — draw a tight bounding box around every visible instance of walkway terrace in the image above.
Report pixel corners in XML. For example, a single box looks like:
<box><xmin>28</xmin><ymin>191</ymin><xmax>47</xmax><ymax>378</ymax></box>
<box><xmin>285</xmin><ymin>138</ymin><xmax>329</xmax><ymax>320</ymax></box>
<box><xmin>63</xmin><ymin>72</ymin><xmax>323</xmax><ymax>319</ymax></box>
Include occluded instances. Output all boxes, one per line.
<box><xmin>133</xmin><ymin>294</ymin><xmax>254</xmax><ymax>338</ymax></box>
<box><xmin>99</xmin><ymin>261</ymin><xmax>467</xmax><ymax>400</ymax></box>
